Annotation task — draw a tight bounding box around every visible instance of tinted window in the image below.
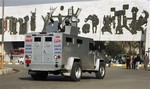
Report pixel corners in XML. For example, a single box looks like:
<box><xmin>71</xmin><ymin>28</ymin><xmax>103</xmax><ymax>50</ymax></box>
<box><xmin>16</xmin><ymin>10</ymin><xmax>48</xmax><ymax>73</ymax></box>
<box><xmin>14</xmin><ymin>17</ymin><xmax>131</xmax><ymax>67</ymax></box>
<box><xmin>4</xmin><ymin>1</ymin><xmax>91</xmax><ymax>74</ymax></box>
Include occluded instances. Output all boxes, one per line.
<box><xmin>34</xmin><ymin>37</ymin><xmax>41</xmax><ymax>42</ymax></box>
<box><xmin>66</xmin><ymin>37</ymin><xmax>72</xmax><ymax>43</ymax></box>
<box><xmin>45</xmin><ymin>37</ymin><xmax>52</xmax><ymax>42</ymax></box>
<box><xmin>77</xmin><ymin>39</ymin><xmax>82</xmax><ymax>44</ymax></box>
<box><xmin>89</xmin><ymin>43</ymin><xmax>95</xmax><ymax>50</ymax></box>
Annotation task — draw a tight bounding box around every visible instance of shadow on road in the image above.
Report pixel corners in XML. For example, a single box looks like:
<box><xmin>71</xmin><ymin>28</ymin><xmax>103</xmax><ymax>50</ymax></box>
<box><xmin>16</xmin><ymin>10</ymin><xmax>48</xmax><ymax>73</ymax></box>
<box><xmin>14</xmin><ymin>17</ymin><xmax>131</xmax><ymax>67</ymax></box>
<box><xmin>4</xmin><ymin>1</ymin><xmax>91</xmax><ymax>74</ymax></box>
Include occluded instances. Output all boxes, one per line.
<box><xmin>145</xmin><ymin>69</ymin><xmax>150</xmax><ymax>71</ymax></box>
<box><xmin>19</xmin><ymin>75</ymin><xmax>98</xmax><ymax>82</ymax></box>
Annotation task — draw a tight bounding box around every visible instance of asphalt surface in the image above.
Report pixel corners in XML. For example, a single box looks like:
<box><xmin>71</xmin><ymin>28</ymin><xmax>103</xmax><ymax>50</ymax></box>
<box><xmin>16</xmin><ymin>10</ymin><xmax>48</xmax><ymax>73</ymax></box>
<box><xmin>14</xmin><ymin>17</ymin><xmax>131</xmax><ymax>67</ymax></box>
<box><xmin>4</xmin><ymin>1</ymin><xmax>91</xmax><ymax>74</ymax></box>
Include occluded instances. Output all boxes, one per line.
<box><xmin>0</xmin><ymin>65</ymin><xmax>150</xmax><ymax>89</ymax></box>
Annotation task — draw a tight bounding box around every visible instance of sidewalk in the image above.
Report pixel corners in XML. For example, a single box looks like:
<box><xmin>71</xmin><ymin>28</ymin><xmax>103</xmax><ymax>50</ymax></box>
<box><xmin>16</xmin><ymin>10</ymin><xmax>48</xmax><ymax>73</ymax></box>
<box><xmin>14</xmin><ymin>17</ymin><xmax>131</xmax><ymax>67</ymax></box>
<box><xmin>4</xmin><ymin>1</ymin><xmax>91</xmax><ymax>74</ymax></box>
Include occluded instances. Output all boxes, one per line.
<box><xmin>0</xmin><ymin>67</ymin><xmax>13</xmax><ymax>75</ymax></box>
<box><xmin>107</xmin><ymin>63</ymin><xmax>149</xmax><ymax>67</ymax></box>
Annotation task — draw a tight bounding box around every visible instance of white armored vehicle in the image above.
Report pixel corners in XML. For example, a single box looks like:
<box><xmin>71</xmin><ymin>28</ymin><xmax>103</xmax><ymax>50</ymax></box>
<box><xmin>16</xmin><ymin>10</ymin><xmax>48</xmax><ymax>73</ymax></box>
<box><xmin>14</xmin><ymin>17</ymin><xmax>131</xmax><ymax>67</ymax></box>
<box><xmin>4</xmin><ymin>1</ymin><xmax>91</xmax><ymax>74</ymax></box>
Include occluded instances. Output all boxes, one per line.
<box><xmin>24</xmin><ymin>6</ymin><xmax>106</xmax><ymax>81</ymax></box>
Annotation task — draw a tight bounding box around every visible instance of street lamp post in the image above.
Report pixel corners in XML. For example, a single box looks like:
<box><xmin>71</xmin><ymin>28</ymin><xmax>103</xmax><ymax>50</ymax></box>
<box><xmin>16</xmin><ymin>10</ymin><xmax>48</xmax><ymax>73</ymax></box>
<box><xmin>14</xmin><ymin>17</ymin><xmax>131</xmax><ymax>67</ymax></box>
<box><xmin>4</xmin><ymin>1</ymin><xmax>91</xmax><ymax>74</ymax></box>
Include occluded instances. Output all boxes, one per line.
<box><xmin>1</xmin><ymin>0</ymin><xmax>4</xmax><ymax>70</ymax></box>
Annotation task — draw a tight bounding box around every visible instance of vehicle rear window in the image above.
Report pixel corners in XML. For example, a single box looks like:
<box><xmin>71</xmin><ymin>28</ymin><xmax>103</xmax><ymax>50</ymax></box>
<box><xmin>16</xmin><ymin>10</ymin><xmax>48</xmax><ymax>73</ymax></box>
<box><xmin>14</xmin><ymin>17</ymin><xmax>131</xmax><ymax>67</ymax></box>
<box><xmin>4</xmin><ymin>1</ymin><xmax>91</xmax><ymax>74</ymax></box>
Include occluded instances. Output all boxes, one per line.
<box><xmin>45</xmin><ymin>37</ymin><xmax>52</xmax><ymax>42</ymax></box>
<box><xmin>77</xmin><ymin>39</ymin><xmax>82</xmax><ymax>44</ymax></box>
<box><xmin>34</xmin><ymin>37</ymin><xmax>41</xmax><ymax>42</ymax></box>
<box><xmin>66</xmin><ymin>37</ymin><xmax>72</xmax><ymax>43</ymax></box>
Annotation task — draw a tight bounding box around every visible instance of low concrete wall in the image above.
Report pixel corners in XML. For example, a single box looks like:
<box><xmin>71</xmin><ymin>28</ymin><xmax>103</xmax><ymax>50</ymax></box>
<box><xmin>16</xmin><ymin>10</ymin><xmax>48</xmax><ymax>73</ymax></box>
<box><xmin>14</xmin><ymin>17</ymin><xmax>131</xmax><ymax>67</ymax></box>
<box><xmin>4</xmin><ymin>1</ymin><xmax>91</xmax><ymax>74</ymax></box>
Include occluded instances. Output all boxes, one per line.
<box><xmin>0</xmin><ymin>67</ymin><xmax>13</xmax><ymax>75</ymax></box>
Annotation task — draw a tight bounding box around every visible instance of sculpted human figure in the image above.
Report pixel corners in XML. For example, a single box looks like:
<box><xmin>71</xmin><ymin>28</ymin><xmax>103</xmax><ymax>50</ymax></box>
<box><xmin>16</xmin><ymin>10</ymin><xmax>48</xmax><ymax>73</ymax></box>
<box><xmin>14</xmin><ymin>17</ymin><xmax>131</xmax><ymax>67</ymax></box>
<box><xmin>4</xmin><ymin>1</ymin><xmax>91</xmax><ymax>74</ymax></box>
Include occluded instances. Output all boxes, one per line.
<box><xmin>85</xmin><ymin>14</ymin><xmax>99</xmax><ymax>33</ymax></box>
<box><xmin>30</xmin><ymin>11</ymin><xmax>36</xmax><ymax>31</ymax></box>
<box><xmin>22</xmin><ymin>15</ymin><xmax>29</xmax><ymax>34</ymax></box>
<box><xmin>130</xmin><ymin>7</ymin><xmax>139</xmax><ymax>34</ymax></box>
<box><xmin>101</xmin><ymin>15</ymin><xmax>112</xmax><ymax>34</ymax></box>
<box><xmin>42</xmin><ymin>12</ymin><xmax>51</xmax><ymax>32</ymax></box>
<box><xmin>42</xmin><ymin>7</ymin><xmax>56</xmax><ymax>32</ymax></box>
<box><xmin>18</xmin><ymin>18</ymin><xmax>24</xmax><ymax>34</ymax></box>
<box><xmin>115</xmin><ymin>13</ymin><xmax>123</xmax><ymax>34</ymax></box>
<box><xmin>11</xmin><ymin>17</ymin><xmax>18</xmax><ymax>35</ymax></box>
<box><xmin>136</xmin><ymin>10</ymin><xmax>149</xmax><ymax>34</ymax></box>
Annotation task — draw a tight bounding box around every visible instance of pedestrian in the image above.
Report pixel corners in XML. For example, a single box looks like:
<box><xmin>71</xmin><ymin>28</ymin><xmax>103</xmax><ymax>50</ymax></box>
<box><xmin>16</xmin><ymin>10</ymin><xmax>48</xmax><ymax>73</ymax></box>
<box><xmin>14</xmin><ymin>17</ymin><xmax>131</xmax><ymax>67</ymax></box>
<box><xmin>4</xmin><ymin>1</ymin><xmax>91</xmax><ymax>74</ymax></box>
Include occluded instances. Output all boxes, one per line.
<box><xmin>144</xmin><ymin>54</ymin><xmax>149</xmax><ymax>70</ymax></box>
<box><xmin>136</xmin><ymin>54</ymin><xmax>141</xmax><ymax>70</ymax></box>
<box><xmin>107</xmin><ymin>55</ymin><xmax>112</xmax><ymax>67</ymax></box>
<box><xmin>126</xmin><ymin>53</ymin><xmax>131</xmax><ymax>69</ymax></box>
<box><xmin>131</xmin><ymin>55</ymin><xmax>136</xmax><ymax>69</ymax></box>
<box><xmin>10</xmin><ymin>53</ymin><xmax>13</xmax><ymax>62</ymax></box>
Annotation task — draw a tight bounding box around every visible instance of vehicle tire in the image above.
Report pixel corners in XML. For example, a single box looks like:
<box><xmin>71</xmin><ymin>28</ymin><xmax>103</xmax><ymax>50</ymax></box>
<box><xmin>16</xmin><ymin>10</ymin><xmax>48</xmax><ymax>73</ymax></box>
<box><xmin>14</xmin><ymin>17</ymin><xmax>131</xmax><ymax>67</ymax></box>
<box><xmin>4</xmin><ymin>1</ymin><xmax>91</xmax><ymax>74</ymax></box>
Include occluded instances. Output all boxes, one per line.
<box><xmin>95</xmin><ymin>63</ymin><xmax>106</xmax><ymax>79</ymax></box>
<box><xmin>31</xmin><ymin>72</ymin><xmax>48</xmax><ymax>80</ymax></box>
<box><xmin>70</xmin><ymin>62</ymin><xmax>82</xmax><ymax>81</ymax></box>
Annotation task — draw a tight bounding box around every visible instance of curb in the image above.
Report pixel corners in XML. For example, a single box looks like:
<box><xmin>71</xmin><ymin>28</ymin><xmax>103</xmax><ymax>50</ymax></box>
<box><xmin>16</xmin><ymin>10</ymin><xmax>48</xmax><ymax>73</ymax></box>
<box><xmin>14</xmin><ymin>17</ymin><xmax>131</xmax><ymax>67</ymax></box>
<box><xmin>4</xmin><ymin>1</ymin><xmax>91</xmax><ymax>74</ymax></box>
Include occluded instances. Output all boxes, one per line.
<box><xmin>107</xmin><ymin>64</ymin><xmax>149</xmax><ymax>67</ymax></box>
<box><xmin>0</xmin><ymin>62</ymin><xmax>20</xmax><ymax>65</ymax></box>
<box><xmin>0</xmin><ymin>67</ymin><xmax>13</xmax><ymax>75</ymax></box>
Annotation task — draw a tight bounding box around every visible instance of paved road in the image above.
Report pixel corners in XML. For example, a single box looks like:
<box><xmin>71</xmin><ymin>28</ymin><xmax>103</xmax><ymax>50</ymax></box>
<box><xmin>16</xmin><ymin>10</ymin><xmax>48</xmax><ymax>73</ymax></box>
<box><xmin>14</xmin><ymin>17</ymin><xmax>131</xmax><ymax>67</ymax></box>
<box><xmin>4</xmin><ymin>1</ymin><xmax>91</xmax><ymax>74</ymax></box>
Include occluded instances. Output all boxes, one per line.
<box><xmin>0</xmin><ymin>65</ymin><xmax>150</xmax><ymax>89</ymax></box>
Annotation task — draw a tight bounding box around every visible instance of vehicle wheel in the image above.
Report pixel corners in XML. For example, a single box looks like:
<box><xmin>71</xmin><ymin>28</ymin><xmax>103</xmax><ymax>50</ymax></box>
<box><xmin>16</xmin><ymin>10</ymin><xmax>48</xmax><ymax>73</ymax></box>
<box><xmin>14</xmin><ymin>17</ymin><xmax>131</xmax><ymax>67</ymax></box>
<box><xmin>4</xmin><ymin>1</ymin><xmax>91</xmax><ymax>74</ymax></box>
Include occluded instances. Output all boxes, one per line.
<box><xmin>31</xmin><ymin>72</ymin><xmax>48</xmax><ymax>80</ymax></box>
<box><xmin>95</xmin><ymin>63</ymin><xmax>106</xmax><ymax>79</ymax></box>
<box><xmin>70</xmin><ymin>62</ymin><xmax>82</xmax><ymax>81</ymax></box>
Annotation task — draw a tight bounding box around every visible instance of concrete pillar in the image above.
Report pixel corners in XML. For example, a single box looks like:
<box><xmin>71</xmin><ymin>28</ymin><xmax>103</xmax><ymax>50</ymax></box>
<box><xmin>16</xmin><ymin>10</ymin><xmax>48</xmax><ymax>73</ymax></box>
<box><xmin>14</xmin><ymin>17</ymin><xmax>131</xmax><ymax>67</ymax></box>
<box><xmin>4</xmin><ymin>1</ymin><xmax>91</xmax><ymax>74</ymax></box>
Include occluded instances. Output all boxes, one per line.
<box><xmin>145</xmin><ymin>25</ymin><xmax>150</xmax><ymax>60</ymax></box>
<box><xmin>4</xmin><ymin>42</ymin><xmax>13</xmax><ymax>62</ymax></box>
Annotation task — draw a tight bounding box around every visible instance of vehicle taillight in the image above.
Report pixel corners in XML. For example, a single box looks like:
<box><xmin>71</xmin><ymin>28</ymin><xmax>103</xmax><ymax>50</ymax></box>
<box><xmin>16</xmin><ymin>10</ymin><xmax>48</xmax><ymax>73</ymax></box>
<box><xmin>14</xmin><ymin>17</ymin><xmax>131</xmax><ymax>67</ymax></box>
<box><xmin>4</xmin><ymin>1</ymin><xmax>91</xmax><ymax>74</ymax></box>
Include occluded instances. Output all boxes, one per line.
<box><xmin>54</xmin><ymin>55</ymin><xmax>61</xmax><ymax>59</ymax></box>
<box><xmin>25</xmin><ymin>55</ymin><xmax>31</xmax><ymax>64</ymax></box>
<box><xmin>25</xmin><ymin>60</ymin><xmax>31</xmax><ymax>64</ymax></box>
<box><xmin>57</xmin><ymin>55</ymin><xmax>61</xmax><ymax>59</ymax></box>
<box><xmin>25</xmin><ymin>55</ymin><xmax>29</xmax><ymax>59</ymax></box>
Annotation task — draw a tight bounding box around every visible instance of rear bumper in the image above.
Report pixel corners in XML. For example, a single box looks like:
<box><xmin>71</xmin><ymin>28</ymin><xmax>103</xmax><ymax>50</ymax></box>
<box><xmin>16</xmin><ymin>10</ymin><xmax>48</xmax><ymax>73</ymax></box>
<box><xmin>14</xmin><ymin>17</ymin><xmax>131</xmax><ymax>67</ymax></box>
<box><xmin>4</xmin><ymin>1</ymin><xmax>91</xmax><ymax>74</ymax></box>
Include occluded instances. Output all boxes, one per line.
<box><xmin>25</xmin><ymin>63</ymin><xmax>62</xmax><ymax>71</ymax></box>
<box><xmin>28</xmin><ymin>69</ymin><xmax>69</xmax><ymax>75</ymax></box>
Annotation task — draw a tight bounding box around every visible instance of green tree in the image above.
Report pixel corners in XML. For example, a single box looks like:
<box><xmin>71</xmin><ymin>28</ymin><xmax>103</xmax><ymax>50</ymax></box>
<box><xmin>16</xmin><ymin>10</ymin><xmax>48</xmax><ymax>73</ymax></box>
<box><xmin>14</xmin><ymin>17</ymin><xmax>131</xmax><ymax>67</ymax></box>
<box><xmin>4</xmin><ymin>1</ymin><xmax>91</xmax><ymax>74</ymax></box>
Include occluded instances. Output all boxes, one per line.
<box><xmin>105</xmin><ymin>41</ymin><xmax>125</xmax><ymax>57</ymax></box>
<box><xmin>120</xmin><ymin>41</ymin><xmax>142</xmax><ymax>54</ymax></box>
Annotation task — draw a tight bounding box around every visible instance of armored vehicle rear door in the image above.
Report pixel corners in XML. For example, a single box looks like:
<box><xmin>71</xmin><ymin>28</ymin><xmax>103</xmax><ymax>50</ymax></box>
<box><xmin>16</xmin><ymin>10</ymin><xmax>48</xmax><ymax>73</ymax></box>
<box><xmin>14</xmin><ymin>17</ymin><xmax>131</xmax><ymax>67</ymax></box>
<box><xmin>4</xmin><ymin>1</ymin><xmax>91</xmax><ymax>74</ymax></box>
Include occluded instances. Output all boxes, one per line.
<box><xmin>32</xmin><ymin>36</ymin><xmax>54</xmax><ymax>63</ymax></box>
<box><xmin>32</xmin><ymin>36</ymin><xmax>43</xmax><ymax>63</ymax></box>
<box><xmin>42</xmin><ymin>36</ymin><xmax>53</xmax><ymax>63</ymax></box>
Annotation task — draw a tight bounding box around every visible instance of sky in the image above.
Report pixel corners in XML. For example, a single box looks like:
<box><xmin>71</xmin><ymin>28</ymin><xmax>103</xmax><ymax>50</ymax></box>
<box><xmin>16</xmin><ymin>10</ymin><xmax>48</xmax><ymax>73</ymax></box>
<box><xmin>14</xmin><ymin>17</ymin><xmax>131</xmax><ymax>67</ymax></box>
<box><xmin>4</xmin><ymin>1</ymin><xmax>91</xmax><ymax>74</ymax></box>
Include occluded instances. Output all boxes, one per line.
<box><xmin>0</xmin><ymin>0</ymin><xmax>94</xmax><ymax>6</ymax></box>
